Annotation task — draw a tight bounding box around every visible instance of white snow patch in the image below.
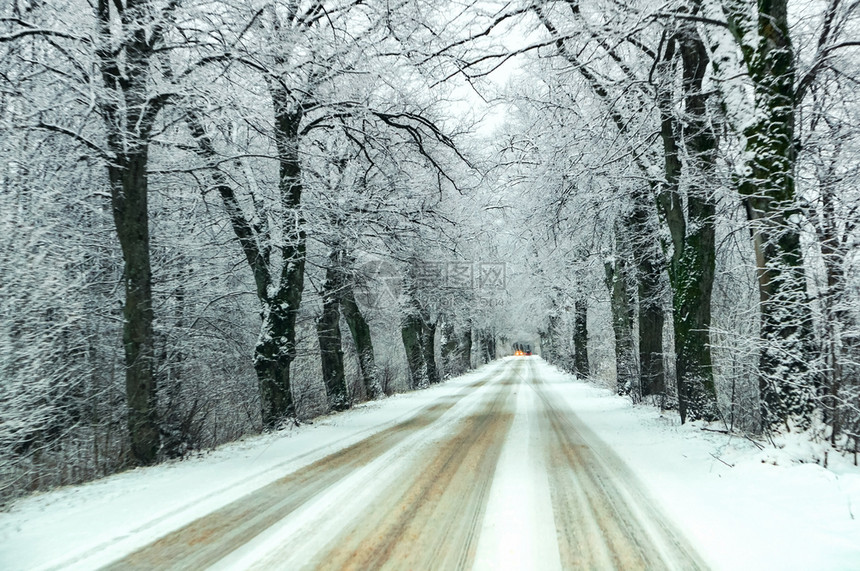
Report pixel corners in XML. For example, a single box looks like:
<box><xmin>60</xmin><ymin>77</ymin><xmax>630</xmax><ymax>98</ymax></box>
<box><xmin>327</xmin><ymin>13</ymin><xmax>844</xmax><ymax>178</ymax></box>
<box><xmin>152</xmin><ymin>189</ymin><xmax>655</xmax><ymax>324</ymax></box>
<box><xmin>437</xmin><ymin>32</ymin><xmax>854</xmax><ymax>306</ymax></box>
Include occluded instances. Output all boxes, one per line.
<box><xmin>474</xmin><ymin>382</ymin><xmax>562</xmax><ymax>570</ymax></box>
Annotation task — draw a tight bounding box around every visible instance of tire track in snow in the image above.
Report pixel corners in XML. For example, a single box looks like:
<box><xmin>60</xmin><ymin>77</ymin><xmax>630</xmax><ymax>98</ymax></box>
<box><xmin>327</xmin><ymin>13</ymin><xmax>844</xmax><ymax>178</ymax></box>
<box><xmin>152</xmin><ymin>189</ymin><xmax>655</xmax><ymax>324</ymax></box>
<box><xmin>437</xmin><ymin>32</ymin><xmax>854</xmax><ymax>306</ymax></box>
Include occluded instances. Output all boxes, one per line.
<box><xmin>100</xmin><ymin>364</ymin><xmax>511</xmax><ymax>570</ymax></box>
<box><xmin>297</xmin><ymin>365</ymin><xmax>518</xmax><ymax>570</ymax></box>
<box><xmin>527</xmin><ymin>359</ymin><xmax>706</xmax><ymax>570</ymax></box>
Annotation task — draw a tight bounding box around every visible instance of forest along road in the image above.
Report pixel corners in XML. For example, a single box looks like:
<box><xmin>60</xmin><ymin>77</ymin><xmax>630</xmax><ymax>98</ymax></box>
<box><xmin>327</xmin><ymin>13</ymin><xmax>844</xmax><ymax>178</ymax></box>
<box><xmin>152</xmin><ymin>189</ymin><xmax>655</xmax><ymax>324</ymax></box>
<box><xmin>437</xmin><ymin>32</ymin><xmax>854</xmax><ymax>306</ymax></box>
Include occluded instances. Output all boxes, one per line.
<box><xmin>102</xmin><ymin>359</ymin><xmax>705</xmax><ymax>571</ymax></box>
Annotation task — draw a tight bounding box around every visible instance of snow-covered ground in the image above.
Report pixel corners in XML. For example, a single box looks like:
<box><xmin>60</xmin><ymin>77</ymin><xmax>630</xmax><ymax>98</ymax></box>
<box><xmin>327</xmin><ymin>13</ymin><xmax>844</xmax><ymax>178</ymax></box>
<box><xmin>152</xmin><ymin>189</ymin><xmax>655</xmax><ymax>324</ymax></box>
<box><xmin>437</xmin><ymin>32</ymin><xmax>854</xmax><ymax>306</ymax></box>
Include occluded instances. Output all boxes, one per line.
<box><xmin>1</xmin><ymin>357</ymin><xmax>858</xmax><ymax>570</ymax></box>
<box><xmin>537</xmin><ymin>361</ymin><xmax>860</xmax><ymax>571</ymax></box>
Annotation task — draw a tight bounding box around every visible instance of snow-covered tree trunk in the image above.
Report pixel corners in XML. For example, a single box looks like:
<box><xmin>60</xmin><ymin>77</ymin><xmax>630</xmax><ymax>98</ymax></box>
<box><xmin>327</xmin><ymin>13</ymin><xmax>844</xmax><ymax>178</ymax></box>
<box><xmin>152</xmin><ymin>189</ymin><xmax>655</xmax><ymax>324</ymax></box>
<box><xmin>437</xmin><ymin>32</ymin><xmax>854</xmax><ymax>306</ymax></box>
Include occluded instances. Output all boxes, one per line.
<box><xmin>421</xmin><ymin>317</ymin><xmax>440</xmax><ymax>385</ymax></box>
<box><xmin>440</xmin><ymin>321</ymin><xmax>459</xmax><ymax>378</ymax></box>
<box><xmin>629</xmin><ymin>188</ymin><xmax>667</xmax><ymax>399</ymax></box>
<box><xmin>340</xmin><ymin>287</ymin><xmax>382</xmax><ymax>400</ymax></box>
<box><xmin>674</xmin><ymin>27</ymin><xmax>719</xmax><ymax>422</ymax></box>
<box><xmin>573</xmin><ymin>299</ymin><xmax>589</xmax><ymax>378</ymax></box>
<box><xmin>402</xmin><ymin>317</ymin><xmax>428</xmax><ymax>390</ymax></box>
<box><xmin>439</xmin><ymin>319</ymin><xmax>473</xmax><ymax>377</ymax></box>
<box><xmin>723</xmin><ymin>0</ymin><xmax>816</xmax><ymax>428</ymax></box>
<box><xmin>479</xmin><ymin>329</ymin><xmax>496</xmax><ymax>364</ymax></box>
<box><xmin>655</xmin><ymin>19</ymin><xmax>719</xmax><ymax>422</ymax></box>
<box><xmin>401</xmin><ymin>274</ymin><xmax>429</xmax><ymax>389</ymax></box>
<box><xmin>317</xmin><ymin>260</ymin><xmax>348</xmax><ymax>411</ymax></box>
<box><xmin>255</xmin><ymin>94</ymin><xmax>307</xmax><ymax>427</ymax></box>
<box><xmin>460</xmin><ymin>323</ymin><xmax>473</xmax><ymax>371</ymax></box>
<box><xmin>188</xmin><ymin>102</ymin><xmax>303</xmax><ymax>427</ymax></box>
<box><xmin>605</xmin><ymin>239</ymin><xmax>638</xmax><ymax>397</ymax></box>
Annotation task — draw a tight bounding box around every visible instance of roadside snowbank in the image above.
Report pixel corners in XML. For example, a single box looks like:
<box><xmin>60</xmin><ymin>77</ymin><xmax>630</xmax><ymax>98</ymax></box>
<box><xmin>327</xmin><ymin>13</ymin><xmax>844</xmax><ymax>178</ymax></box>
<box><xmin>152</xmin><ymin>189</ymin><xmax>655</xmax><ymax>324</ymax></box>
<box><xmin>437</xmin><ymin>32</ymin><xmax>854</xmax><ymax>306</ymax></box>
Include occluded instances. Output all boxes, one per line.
<box><xmin>535</xmin><ymin>359</ymin><xmax>860</xmax><ymax>571</ymax></box>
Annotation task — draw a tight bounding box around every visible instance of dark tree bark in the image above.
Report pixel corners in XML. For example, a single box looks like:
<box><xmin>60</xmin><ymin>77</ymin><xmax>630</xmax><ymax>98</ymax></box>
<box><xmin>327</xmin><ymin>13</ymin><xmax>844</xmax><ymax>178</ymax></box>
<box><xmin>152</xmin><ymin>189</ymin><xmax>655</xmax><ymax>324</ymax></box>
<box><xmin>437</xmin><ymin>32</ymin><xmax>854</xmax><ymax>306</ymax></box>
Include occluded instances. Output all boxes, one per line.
<box><xmin>479</xmin><ymin>329</ymin><xmax>496</xmax><ymax>363</ymax></box>
<box><xmin>605</xmin><ymin>236</ymin><xmax>638</xmax><ymax>397</ymax></box>
<box><xmin>400</xmin><ymin>273</ymin><xmax>428</xmax><ymax>389</ymax></box>
<box><xmin>421</xmin><ymin>317</ymin><xmax>440</xmax><ymax>384</ymax></box>
<box><xmin>676</xmin><ymin>27</ymin><xmax>718</xmax><ymax>422</ymax></box>
<box><xmin>440</xmin><ymin>321</ymin><xmax>459</xmax><ymax>378</ymax></box>
<box><xmin>95</xmin><ymin>0</ymin><xmax>176</xmax><ymax>465</ymax></box>
<box><xmin>654</xmin><ymin>22</ymin><xmax>719</xmax><ymax>422</ymax></box>
<box><xmin>440</xmin><ymin>320</ymin><xmax>472</xmax><ymax>376</ymax></box>
<box><xmin>402</xmin><ymin>311</ymin><xmax>427</xmax><ymax>389</ymax></box>
<box><xmin>629</xmin><ymin>190</ymin><xmax>666</xmax><ymax>399</ymax></box>
<box><xmin>110</xmin><ymin>150</ymin><xmax>159</xmax><ymax>465</ymax></box>
<box><xmin>160</xmin><ymin>259</ymin><xmax>191</xmax><ymax>459</ymax></box>
<box><xmin>187</xmin><ymin>111</ymin><xmax>307</xmax><ymax>426</ymax></box>
<box><xmin>573</xmin><ymin>298</ymin><xmax>589</xmax><ymax>378</ymax></box>
<box><xmin>317</xmin><ymin>262</ymin><xmax>348</xmax><ymax>411</ymax></box>
<box><xmin>724</xmin><ymin>0</ymin><xmax>817</xmax><ymax>427</ymax></box>
<box><xmin>187</xmin><ymin>85</ymin><xmax>307</xmax><ymax>428</ymax></box>
<box><xmin>341</xmin><ymin>286</ymin><xmax>382</xmax><ymax>400</ymax></box>
<box><xmin>459</xmin><ymin>322</ymin><xmax>473</xmax><ymax>371</ymax></box>
<box><xmin>254</xmin><ymin>92</ymin><xmax>308</xmax><ymax>427</ymax></box>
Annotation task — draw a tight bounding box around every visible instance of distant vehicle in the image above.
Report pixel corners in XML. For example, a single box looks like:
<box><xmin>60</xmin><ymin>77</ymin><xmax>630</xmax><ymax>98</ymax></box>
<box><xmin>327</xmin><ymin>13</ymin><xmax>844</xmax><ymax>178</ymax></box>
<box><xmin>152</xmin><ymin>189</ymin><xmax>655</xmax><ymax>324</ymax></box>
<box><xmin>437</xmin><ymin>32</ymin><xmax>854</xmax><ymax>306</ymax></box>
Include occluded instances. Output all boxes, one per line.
<box><xmin>512</xmin><ymin>342</ymin><xmax>532</xmax><ymax>356</ymax></box>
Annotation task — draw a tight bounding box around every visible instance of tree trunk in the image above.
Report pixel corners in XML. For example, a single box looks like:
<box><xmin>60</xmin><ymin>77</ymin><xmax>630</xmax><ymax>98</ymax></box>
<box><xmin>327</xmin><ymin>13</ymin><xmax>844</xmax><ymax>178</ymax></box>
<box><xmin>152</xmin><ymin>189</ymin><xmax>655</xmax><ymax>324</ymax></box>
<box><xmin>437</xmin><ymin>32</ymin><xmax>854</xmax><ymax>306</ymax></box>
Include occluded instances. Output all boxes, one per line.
<box><xmin>655</xmin><ymin>26</ymin><xmax>719</xmax><ymax>423</ymax></box>
<box><xmin>676</xmin><ymin>29</ymin><xmax>718</xmax><ymax>422</ymax></box>
<box><xmin>187</xmin><ymin>93</ymin><xmax>305</xmax><ymax>428</ymax></box>
<box><xmin>255</xmin><ymin>304</ymin><xmax>296</xmax><ymax>426</ymax></box>
<box><xmin>109</xmin><ymin>151</ymin><xmax>159</xmax><ymax>465</ymax></box>
<box><xmin>186</xmin><ymin>111</ymin><xmax>317</xmax><ymax>426</ymax></box>
<box><xmin>440</xmin><ymin>321</ymin><xmax>459</xmax><ymax>378</ymax></box>
<box><xmin>459</xmin><ymin>322</ymin><xmax>473</xmax><ymax>371</ymax></box>
<box><xmin>401</xmin><ymin>273</ymin><xmax>429</xmax><ymax>389</ymax></box>
<box><xmin>479</xmin><ymin>329</ymin><xmax>496</xmax><ymax>363</ymax></box>
<box><xmin>543</xmin><ymin>312</ymin><xmax>559</xmax><ymax>365</ymax></box>
<box><xmin>724</xmin><ymin>0</ymin><xmax>816</xmax><ymax>428</ymax></box>
<box><xmin>317</xmin><ymin>264</ymin><xmax>348</xmax><ymax>411</ymax></box>
<box><xmin>629</xmin><ymin>190</ymin><xmax>666</xmax><ymax>399</ymax></box>
<box><xmin>421</xmin><ymin>317</ymin><xmax>440</xmax><ymax>384</ymax></box>
<box><xmin>605</xmin><ymin>239</ymin><xmax>637</xmax><ymax>396</ymax></box>
<box><xmin>256</xmin><ymin>95</ymin><xmax>307</xmax><ymax>427</ymax></box>
<box><xmin>814</xmin><ymin>169</ymin><xmax>858</xmax><ymax>443</ymax></box>
<box><xmin>96</xmin><ymin>0</ymin><xmax>167</xmax><ymax>465</ymax></box>
<box><xmin>573</xmin><ymin>298</ymin><xmax>589</xmax><ymax>378</ymax></box>
<box><xmin>341</xmin><ymin>286</ymin><xmax>382</xmax><ymax>400</ymax></box>
<box><xmin>402</xmin><ymin>311</ymin><xmax>427</xmax><ymax>389</ymax></box>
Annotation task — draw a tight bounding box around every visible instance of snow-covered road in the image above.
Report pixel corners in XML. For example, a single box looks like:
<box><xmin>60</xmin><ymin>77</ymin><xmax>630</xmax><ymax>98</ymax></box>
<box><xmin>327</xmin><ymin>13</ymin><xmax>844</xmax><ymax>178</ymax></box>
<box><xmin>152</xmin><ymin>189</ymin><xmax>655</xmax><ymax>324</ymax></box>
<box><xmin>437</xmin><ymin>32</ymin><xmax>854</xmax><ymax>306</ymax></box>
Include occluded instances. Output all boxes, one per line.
<box><xmin>98</xmin><ymin>358</ymin><xmax>701</xmax><ymax>570</ymax></box>
<box><xmin>4</xmin><ymin>357</ymin><xmax>860</xmax><ymax>570</ymax></box>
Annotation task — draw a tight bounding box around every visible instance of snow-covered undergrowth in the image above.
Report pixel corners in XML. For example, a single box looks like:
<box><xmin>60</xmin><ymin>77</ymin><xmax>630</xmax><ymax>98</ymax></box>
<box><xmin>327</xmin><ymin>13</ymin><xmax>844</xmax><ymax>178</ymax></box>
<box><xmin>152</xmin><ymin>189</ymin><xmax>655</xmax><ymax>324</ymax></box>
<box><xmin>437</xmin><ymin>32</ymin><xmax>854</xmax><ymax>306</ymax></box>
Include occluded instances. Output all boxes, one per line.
<box><xmin>534</xmin><ymin>360</ymin><xmax>860</xmax><ymax>570</ymax></box>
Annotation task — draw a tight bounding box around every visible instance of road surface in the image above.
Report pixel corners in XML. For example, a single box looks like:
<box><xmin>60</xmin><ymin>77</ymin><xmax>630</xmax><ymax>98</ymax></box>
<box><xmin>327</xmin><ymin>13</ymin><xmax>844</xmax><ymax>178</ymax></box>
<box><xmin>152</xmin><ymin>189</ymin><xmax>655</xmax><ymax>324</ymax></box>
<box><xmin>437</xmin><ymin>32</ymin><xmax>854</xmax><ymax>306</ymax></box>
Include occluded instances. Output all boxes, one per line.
<box><xmin>104</xmin><ymin>359</ymin><xmax>704</xmax><ymax>570</ymax></box>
